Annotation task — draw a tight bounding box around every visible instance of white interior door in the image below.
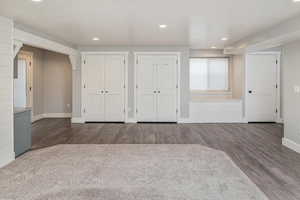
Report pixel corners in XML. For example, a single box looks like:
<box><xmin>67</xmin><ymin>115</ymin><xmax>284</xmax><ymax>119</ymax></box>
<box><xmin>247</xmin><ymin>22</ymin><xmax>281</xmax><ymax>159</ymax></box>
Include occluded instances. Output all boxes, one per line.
<box><xmin>105</xmin><ymin>55</ymin><xmax>125</xmax><ymax>121</ymax></box>
<box><xmin>83</xmin><ymin>55</ymin><xmax>105</xmax><ymax>121</ymax></box>
<box><xmin>246</xmin><ymin>54</ymin><xmax>278</xmax><ymax>122</ymax></box>
<box><xmin>156</xmin><ymin>56</ymin><xmax>178</xmax><ymax>122</ymax></box>
<box><xmin>137</xmin><ymin>55</ymin><xmax>157</xmax><ymax>122</ymax></box>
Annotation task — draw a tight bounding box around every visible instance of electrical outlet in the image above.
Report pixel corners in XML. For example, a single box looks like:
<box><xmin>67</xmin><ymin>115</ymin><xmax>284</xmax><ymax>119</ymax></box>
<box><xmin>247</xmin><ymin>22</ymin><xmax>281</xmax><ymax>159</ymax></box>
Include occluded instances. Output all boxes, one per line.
<box><xmin>294</xmin><ymin>86</ymin><xmax>300</xmax><ymax>94</ymax></box>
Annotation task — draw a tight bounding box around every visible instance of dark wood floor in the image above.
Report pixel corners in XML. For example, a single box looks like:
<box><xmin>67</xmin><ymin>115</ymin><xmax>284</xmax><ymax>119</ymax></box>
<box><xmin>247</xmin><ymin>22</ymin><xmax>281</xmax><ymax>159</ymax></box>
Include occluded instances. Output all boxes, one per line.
<box><xmin>31</xmin><ymin>118</ymin><xmax>300</xmax><ymax>200</ymax></box>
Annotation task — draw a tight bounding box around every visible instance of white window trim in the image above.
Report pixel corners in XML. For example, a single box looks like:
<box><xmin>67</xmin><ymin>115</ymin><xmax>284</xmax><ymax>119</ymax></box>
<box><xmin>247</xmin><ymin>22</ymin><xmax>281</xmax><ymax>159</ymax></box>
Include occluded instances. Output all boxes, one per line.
<box><xmin>190</xmin><ymin>57</ymin><xmax>231</xmax><ymax>93</ymax></box>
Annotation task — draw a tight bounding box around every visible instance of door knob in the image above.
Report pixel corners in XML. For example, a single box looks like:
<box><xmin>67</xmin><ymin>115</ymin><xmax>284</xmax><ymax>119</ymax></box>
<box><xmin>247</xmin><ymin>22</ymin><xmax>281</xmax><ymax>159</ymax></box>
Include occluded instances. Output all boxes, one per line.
<box><xmin>158</xmin><ymin>91</ymin><xmax>161</xmax><ymax>93</ymax></box>
<box><xmin>248</xmin><ymin>90</ymin><xmax>252</xmax><ymax>94</ymax></box>
<box><xmin>154</xmin><ymin>91</ymin><xmax>157</xmax><ymax>93</ymax></box>
<box><xmin>105</xmin><ymin>91</ymin><xmax>108</xmax><ymax>93</ymax></box>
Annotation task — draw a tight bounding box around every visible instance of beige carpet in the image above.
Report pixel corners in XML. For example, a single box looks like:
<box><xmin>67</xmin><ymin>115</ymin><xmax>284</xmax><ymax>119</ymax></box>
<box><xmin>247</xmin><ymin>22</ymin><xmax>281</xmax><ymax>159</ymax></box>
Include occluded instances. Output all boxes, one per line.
<box><xmin>0</xmin><ymin>145</ymin><xmax>268</xmax><ymax>200</ymax></box>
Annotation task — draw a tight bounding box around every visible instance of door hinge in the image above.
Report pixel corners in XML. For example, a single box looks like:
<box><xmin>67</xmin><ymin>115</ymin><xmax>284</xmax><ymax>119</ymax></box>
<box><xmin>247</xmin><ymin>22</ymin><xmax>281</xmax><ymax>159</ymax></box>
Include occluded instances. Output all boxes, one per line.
<box><xmin>123</xmin><ymin>84</ymin><xmax>126</xmax><ymax>89</ymax></box>
<box><xmin>124</xmin><ymin>109</ymin><xmax>126</xmax><ymax>113</ymax></box>
<box><xmin>83</xmin><ymin>84</ymin><xmax>86</xmax><ymax>89</ymax></box>
<box><xmin>124</xmin><ymin>59</ymin><xmax>126</xmax><ymax>64</ymax></box>
<box><xmin>29</xmin><ymin>62</ymin><xmax>32</xmax><ymax>66</ymax></box>
<box><xmin>136</xmin><ymin>109</ymin><xmax>138</xmax><ymax>113</ymax></box>
<box><xmin>176</xmin><ymin>109</ymin><xmax>178</xmax><ymax>113</ymax></box>
<box><xmin>136</xmin><ymin>85</ymin><xmax>138</xmax><ymax>89</ymax></box>
<box><xmin>83</xmin><ymin>108</ymin><xmax>86</xmax><ymax>113</ymax></box>
<box><xmin>136</xmin><ymin>59</ymin><xmax>138</xmax><ymax>64</ymax></box>
<box><xmin>276</xmin><ymin>60</ymin><xmax>278</xmax><ymax>64</ymax></box>
<box><xmin>176</xmin><ymin>60</ymin><xmax>178</xmax><ymax>64</ymax></box>
<box><xmin>83</xmin><ymin>60</ymin><xmax>86</xmax><ymax>65</ymax></box>
<box><xmin>176</xmin><ymin>85</ymin><xmax>178</xmax><ymax>89</ymax></box>
<box><xmin>275</xmin><ymin>108</ymin><xmax>278</xmax><ymax>113</ymax></box>
<box><xmin>275</xmin><ymin>84</ymin><xmax>278</xmax><ymax>89</ymax></box>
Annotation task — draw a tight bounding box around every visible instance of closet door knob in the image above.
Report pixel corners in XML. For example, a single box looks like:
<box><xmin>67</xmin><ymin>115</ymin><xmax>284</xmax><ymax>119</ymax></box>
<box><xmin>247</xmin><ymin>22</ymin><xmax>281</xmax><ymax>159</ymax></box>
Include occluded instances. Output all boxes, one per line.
<box><xmin>158</xmin><ymin>91</ymin><xmax>160</xmax><ymax>93</ymax></box>
<box><xmin>154</xmin><ymin>91</ymin><xmax>157</xmax><ymax>93</ymax></box>
<box><xmin>105</xmin><ymin>91</ymin><xmax>108</xmax><ymax>93</ymax></box>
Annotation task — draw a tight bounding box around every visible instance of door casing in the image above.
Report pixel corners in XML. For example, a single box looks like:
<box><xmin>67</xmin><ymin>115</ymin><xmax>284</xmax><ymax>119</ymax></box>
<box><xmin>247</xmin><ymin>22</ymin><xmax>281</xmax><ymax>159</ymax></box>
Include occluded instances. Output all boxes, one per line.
<box><xmin>245</xmin><ymin>52</ymin><xmax>281</xmax><ymax>123</ymax></box>
<box><xmin>18</xmin><ymin>51</ymin><xmax>34</xmax><ymax>118</ymax></box>
<box><xmin>81</xmin><ymin>52</ymin><xmax>129</xmax><ymax>122</ymax></box>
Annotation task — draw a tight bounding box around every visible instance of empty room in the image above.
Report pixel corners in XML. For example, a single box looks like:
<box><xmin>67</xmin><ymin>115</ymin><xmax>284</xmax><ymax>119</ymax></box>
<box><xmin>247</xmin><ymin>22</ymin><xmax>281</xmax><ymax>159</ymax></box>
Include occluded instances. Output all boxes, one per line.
<box><xmin>0</xmin><ymin>0</ymin><xmax>300</xmax><ymax>199</ymax></box>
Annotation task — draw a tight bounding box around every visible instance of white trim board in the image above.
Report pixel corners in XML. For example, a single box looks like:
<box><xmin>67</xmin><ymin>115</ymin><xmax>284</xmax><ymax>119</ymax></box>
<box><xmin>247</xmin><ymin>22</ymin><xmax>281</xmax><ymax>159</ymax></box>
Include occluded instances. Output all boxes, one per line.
<box><xmin>133</xmin><ymin>52</ymin><xmax>181</xmax><ymax>122</ymax></box>
<box><xmin>282</xmin><ymin>138</ymin><xmax>300</xmax><ymax>154</ymax></box>
<box><xmin>14</xmin><ymin>28</ymin><xmax>78</xmax><ymax>56</ymax></box>
<box><xmin>71</xmin><ymin>117</ymin><xmax>85</xmax><ymax>124</ymax></box>
<box><xmin>32</xmin><ymin>113</ymin><xmax>71</xmax><ymax>122</ymax></box>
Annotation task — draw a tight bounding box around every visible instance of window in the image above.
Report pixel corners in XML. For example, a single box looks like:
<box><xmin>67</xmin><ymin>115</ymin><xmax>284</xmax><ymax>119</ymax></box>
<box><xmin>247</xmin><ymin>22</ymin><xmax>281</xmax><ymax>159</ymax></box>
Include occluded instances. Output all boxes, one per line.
<box><xmin>190</xmin><ymin>58</ymin><xmax>229</xmax><ymax>91</ymax></box>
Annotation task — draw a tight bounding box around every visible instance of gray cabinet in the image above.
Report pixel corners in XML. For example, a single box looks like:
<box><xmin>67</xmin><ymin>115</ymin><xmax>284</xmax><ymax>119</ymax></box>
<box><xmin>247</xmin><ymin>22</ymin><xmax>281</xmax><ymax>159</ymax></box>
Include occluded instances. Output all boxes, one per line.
<box><xmin>14</xmin><ymin>108</ymin><xmax>32</xmax><ymax>157</ymax></box>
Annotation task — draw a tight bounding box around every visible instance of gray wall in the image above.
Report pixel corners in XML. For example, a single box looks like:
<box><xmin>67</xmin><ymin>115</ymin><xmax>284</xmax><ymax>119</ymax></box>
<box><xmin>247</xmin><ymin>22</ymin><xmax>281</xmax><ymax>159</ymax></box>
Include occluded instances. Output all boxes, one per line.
<box><xmin>282</xmin><ymin>41</ymin><xmax>300</xmax><ymax>144</ymax></box>
<box><xmin>77</xmin><ymin>45</ymin><xmax>190</xmax><ymax>119</ymax></box>
<box><xmin>43</xmin><ymin>51</ymin><xmax>72</xmax><ymax>114</ymax></box>
<box><xmin>19</xmin><ymin>46</ymin><xmax>72</xmax><ymax>117</ymax></box>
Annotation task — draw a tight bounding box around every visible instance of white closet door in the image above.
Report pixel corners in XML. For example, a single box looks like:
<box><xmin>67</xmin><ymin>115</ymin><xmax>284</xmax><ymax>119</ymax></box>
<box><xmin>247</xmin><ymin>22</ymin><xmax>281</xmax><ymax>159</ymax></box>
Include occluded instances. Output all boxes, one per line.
<box><xmin>83</xmin><ymin>55</ymin><xmax>105</xmax><ymax>121</ymax></box>
<box><xmin>105</xmin><ymin>55</ymin><xmax>125</xmax><ymax>121</ymax></box>
<box><xmin>137</xmin><ymin>55</ymin><xmax>157</xmax><ymax>121</ymax></box>
<box><xmin>156</xmin><ymin>56</ymin><xmax>178</xmax><ymax>122</ymax></box>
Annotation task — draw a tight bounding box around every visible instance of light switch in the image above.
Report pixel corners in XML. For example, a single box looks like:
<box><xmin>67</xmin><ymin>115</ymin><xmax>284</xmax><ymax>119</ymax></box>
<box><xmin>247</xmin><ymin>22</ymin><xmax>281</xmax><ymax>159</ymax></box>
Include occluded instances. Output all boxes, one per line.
<box><xmin>294</xmin><ymin>85</ymin><xmax>300</xmax><ymax>93</ymax></box>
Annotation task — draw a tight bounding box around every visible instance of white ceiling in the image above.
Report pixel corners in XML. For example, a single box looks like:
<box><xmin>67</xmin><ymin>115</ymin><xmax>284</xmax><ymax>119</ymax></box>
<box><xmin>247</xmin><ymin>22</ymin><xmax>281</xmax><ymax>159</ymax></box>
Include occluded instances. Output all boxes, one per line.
<box><xmin>0</xmin><ymin>0</ymin><xmax>300</xmax><ymax>48</ymax></box>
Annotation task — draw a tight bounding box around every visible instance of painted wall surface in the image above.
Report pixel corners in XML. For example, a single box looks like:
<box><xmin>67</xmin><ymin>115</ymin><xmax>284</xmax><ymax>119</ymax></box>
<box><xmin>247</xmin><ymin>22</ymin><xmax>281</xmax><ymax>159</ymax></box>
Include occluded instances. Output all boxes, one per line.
<box><xmin>77</xmin><ymin>45</ymin><xmax>190</xmax><ymax>119</ymax></box>
<box><xmin>18</xmin><ymin>46</ymin><xmax>72</xmax><ymax>117</ymax></box>
<box><xmin>232</xmin><ymin>55</ymin><xmax>245</xmax><ymax>99</ymax></box>
<box><xmin>43</xmin><ymin>51</ymin><xmax>72</xmax><ymax>114</ymax></box>
<box><xmin>0</xmin><ymin>16</ymin><xmax>14</xmax><ymax>167</ymax></box>
<box><xmin>282</xmin><ymin>41</ymin><xmax>300</xmax><ymax>144</ymax></box>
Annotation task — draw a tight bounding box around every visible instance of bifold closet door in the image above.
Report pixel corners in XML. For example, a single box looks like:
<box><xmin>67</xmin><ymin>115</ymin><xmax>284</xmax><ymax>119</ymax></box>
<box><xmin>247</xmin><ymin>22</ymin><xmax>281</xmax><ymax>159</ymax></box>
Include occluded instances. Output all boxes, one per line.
<box><xmin>105</xmin><ymin>55</ymin><xmax>125</xmax><ymax>121</ymax></box>
<box><xmin>136</xmin><ymin>56</ymin><xmax>157</xmax><ymax>121</ymax></box>
<box><xmin>83</xmin><ymin>55</ymin><xmax>105</xmax><ymax>121</ymax></box>
<box><xmin>82</xmin><ymin>54</ymin><xmax>125</xmax><ymax>122</ymax></box>
<box><xmin>136</xmin><ymin>55</ymin><xmax>178</xmax><ymax>122</ymax></box>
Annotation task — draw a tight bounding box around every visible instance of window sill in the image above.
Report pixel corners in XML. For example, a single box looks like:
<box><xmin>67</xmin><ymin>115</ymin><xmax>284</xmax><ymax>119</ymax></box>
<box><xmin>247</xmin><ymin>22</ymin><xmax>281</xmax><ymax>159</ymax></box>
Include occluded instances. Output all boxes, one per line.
<box><xmin>191</xmin><ymin>90</ymin><xmax>232</xmax><ymax>96</ymax></box>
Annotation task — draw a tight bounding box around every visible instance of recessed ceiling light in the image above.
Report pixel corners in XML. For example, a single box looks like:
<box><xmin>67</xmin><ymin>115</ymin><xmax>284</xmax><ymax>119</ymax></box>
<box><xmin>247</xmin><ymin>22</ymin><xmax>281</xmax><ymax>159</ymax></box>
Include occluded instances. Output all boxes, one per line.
<box><xmin>93</xmin><ymin>37</ymin><xmax>100</xmax><ymax>41</ymax></box>
<box><xmin>211</xmin><ymin>46</ymin><xmax>217</xmax><ymax>49</ymax></box>
<box><xmin>31</xmin><ymin>0</ymin><xmax>43</xmax><ymax>2</ymax></box>
<box><xmin>159</xmin><ymin>24</ymin><xmax>167</xmax><ymax>29</ymax></box>
<box><xmin>221</xmin><ymin>37</ymin><xmax>228</xmax><ymax>41</ymax></box>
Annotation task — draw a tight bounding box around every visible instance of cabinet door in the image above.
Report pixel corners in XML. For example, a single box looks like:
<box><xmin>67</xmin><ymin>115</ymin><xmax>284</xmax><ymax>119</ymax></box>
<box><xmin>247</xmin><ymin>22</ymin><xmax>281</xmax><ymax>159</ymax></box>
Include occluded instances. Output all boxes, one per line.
<box><xmin>156</xmin><ymin>56</ymin><xmax>178</xmax><ymax>122</ymax></box>
<box><xmin>137</xmin><ymin>55</ymin><xmax>157</xmax><ymax>122</ymax></box>
<box><xmin>104</xmin><ymin>55</ymin><xmax>125</xmax><ymax>122</ymax></box>
<box><xmin>83</xmin><ymin>55</ymin><xmax>105</xmax><ymax>121</ymax></box>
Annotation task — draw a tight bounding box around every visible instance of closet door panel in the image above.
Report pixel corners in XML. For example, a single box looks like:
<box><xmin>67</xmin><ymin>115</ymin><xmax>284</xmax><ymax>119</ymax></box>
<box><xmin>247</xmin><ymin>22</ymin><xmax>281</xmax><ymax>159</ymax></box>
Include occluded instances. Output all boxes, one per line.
<box><xmin>83</xmin><ymin>55</ymin><xmax>105</xmax><ymax>121</ymax></box>
<box><xmin>137</xmin><ymin>56</ymin><xmax>157</xmax><ymax>121</ymax></box>
<box><xmin>105</xmin><ymin>55</ymin><xmax>125</xmax><ymax>121</ymax></box>
<box><xmin>156</xmin><ymin>56</ymin><xmax>177</xmax><ymax>122</ymax></box>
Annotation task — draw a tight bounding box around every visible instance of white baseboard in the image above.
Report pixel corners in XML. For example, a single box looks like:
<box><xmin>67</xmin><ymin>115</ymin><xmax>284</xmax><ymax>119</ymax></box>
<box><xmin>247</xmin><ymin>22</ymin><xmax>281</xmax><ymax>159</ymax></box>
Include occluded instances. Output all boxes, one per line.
<box><xmin>0</xmin><ymin>146</ymin><xmax>15</xmax><ymax>168</ymax></box>
<box><xmin>178</xmin><ymin>118</ymin><xmax>247</xmax><ymax>124</ymax></box>
<box><xmin>125</xmin><ymin>118</ymin><xmax>137</xmax><ymax>123</ymax></box>
<box><xmin>282</xmin><ymin>138</ymin><xmax>300</xmax><ymax>154</ymax></box>
<box><xmin>32</xmin><ymin>114</ymin><xmax>45</xmax><ymax>122</ymax></box>
<box><xmin>44</xmin><ymin>113</ymin><xmax>71</xmax><ymax>118</ymax></box>
<box><xmin>276</xmin><ymin>118</ymin><xmax>284</xmax><ymax>123</ymax></box>
<box><xmin>32</xmin><ymin>113</ymin><xmax>71</xmax><ymax>123</ymax></box>
<box><xmin>71</xmin><ymin>117</ymin><xmax>85</xmax><ymax>124</ymax></box>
